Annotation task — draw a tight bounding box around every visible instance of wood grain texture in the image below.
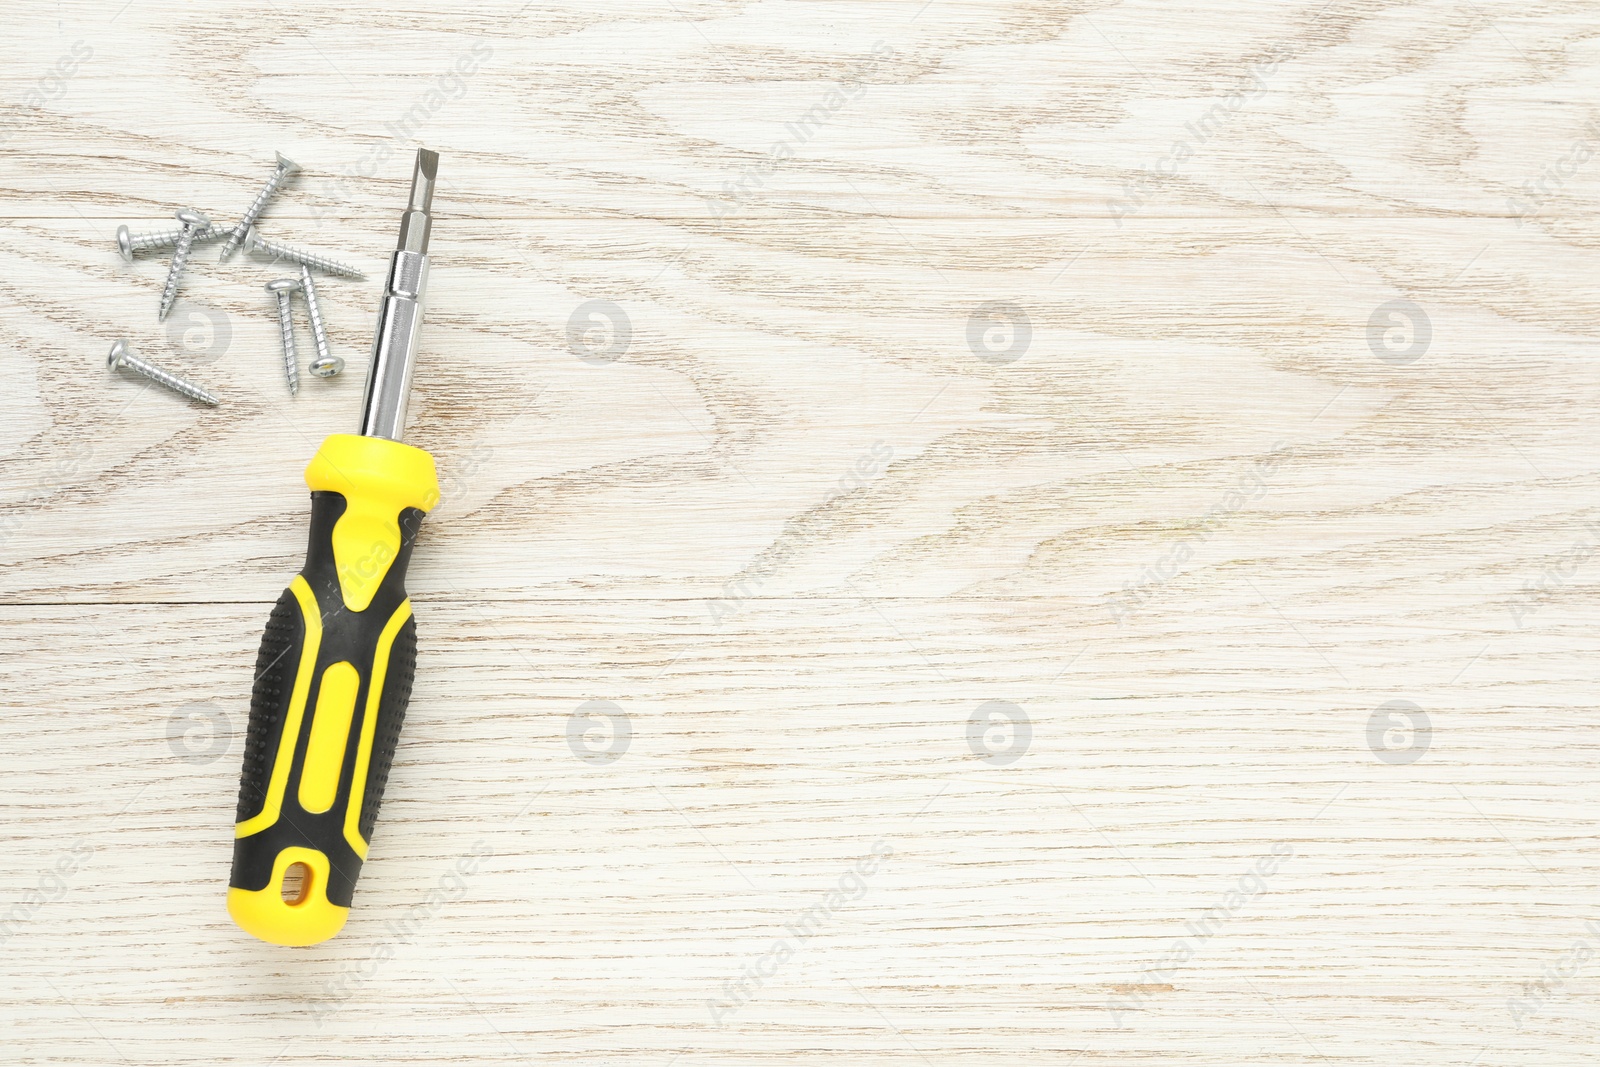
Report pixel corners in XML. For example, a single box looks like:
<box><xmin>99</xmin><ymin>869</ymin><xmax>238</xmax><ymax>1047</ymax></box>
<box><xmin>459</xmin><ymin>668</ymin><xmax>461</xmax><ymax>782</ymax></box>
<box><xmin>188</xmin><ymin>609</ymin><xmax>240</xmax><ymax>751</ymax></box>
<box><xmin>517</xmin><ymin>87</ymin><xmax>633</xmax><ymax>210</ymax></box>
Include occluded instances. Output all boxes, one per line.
<box><xmin>3</xmin><ymin>0</ymin><xmax>1599</xmax><ymax>1063</ymax></box>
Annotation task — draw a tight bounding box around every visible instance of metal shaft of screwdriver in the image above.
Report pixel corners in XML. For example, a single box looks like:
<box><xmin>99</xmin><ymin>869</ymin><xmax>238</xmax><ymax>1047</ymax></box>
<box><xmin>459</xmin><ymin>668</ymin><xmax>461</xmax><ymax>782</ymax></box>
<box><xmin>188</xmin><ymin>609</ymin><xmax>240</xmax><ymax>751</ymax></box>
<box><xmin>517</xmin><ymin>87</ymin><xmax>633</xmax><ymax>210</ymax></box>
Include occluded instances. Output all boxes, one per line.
<box><xmin>359</xmin><ymin>148</ymin><xmax>437</xmax><ymax>442</ymax></box>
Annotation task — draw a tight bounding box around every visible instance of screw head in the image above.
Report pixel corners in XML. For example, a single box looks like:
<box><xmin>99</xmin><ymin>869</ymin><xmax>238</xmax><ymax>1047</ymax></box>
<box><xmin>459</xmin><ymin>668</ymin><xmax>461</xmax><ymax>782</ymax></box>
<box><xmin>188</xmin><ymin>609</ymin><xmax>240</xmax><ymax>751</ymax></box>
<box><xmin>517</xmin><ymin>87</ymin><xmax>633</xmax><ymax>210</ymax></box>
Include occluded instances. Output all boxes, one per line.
<box><xmin>309</xmin><ymin>355</ymin><xmax>345</xmax><ymax>378</ymax></box>
<box><xmin>116</xmin><ymin>225</ymin><xmax>134</xmax><ymax>262</ymax></box>
<box><xmin>244</xmin><ymin>226</ymin><xmax>263</xmax><ymax>253</ymax></box>
<box><xmin>275</xmin><ymin>152</ymin><xmax>301</xmax><ymax>175</ymax></box>
<box><xmin>107</xmin><ymin>339</ymin><xmax>130</xmax><ymax>370</ymax></box>
<box><xmin>265</xmin><ymin>277</ymin><xmax>301</xmax><ymax>293</ymax></box>
<box><xmin>175</xmin><ymin>207</ymin><xmax>210</xmax><ymax>228</ymax></box>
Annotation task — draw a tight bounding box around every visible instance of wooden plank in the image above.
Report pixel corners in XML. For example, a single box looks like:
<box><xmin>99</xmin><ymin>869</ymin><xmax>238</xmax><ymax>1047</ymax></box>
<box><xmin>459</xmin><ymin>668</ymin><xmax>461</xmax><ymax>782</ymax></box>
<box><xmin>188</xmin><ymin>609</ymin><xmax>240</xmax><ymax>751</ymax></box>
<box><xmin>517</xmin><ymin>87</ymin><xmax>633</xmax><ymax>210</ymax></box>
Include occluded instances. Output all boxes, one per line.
<box><xmin>0</xmin><ymin>599</ymin><xmax>1594</xmax><ymax>1063</ymax></box>
<box><xmin>3</xmin><ymin>0</ymin><xmax>1599</xmax><ymax>1062</ymax></box>
<box><xmin>1</xmin><ymin>1</ymin><xmax>1598</xmax><ymax>220</ymax></box>
<box><xmin>3</xmin><ymin>216</ymin><xmax>1596</xmax><ymax>608</ymax></box>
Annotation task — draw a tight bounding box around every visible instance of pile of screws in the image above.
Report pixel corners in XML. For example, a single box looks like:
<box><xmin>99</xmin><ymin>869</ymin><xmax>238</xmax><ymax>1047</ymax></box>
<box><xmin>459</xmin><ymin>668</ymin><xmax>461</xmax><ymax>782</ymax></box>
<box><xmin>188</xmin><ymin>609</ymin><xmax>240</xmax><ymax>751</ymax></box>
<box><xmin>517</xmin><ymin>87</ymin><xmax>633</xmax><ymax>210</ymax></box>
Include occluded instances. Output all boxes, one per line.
<box><xmin>110</xmin><ymin>152</ymin><xmax>368</xmax><ymax>406</ymax></box>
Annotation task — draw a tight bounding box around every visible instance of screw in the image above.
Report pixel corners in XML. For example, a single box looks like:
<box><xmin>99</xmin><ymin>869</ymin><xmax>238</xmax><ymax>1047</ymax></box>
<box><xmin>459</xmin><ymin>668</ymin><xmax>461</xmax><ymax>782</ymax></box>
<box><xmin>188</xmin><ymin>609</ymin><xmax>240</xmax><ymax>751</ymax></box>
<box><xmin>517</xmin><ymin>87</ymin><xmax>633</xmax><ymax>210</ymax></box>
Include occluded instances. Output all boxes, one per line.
<box><xmin>106</xmin><ymin>339</ymin><xmax>219</xmax><ymax>406</ymax></box>
<box><xmin>299</xmin><ymin>264</ymin><xmax>334</xmax><ymax>372</ymax></box>
<box><xmin>309</xmin><ymin>355</ymin><xmax>345</xmax><ymax>378</ymax></box>
<box><xmin>217</xmin><ymin>153</ymin><xmax>300</xmax><ymax>262</ymax></box>
<box><xmin>245</xmin><ymin>227</ymin><xmax>366</xmax><ymax>280</ymax></box>
<box><xmin>266</xmin><ymin>278</ymin><xmax>301</xmax><ymax>396</ymax></box>
<box><xmin>157</xmin><ymin>208</ymin><xmax>209</xmax><ymax>323</ymax></box>
<box><xmin>117</xmin><ymin>221</ymin><xmax>227</xmax><ymax>262</ymax></box>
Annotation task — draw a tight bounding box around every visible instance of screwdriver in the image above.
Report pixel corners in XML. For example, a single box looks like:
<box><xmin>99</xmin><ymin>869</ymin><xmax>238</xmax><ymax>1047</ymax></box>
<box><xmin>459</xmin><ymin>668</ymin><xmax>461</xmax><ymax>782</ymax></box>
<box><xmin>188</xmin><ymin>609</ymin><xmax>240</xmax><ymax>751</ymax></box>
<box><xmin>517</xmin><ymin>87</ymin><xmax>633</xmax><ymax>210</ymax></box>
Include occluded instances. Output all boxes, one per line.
<box><xmin>228</xmin><ymin>148</ymin><xmax>443</xmax><ymax>947</ymax></box>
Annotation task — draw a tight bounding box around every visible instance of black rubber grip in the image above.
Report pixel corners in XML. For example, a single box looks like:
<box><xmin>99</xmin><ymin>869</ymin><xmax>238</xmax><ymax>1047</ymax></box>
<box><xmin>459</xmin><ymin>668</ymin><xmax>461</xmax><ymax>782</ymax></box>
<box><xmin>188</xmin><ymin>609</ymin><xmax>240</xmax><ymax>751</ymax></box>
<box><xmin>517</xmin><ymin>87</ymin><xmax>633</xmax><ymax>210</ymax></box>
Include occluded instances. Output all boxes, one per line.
<box><xmin>230</xmin><ymin>491</ymin><xmax>426</xmax><ymax>909</ymax></box>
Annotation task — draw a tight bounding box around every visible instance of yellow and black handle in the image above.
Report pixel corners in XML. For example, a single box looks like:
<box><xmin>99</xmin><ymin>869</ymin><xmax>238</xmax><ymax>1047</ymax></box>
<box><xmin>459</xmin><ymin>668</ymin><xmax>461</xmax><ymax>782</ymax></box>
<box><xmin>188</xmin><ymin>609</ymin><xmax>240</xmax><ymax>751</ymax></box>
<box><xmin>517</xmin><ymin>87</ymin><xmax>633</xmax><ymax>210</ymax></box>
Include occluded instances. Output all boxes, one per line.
<box><xmin>228</xmin><ymin>433</ymin><xmax>439</xmax><ymax>947</ymax></box>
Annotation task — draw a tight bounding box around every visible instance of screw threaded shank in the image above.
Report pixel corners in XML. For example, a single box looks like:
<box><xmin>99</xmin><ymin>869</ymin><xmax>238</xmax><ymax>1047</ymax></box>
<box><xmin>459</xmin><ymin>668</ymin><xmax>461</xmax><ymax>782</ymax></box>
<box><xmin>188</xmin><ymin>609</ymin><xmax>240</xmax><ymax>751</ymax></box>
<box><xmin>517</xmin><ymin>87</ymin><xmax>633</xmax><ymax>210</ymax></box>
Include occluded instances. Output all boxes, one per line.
<box><xmin>219</xmin><ymin>157</ymin><xmax>298</xmax><ymax>262</ymax></box>
<box><xmin>158</xmin><ymin>219</ymin><xmax>203</xmax><ymax>322</ymax></box>
<box><xmin>108</xmin><ymin>340</ymin><xmax>219</xmax><ymax>406</ymax></box>
<box><xmin>299</xmin><ymin>265</ymin><xmax>333</xmax><ymax>366</ymax></box>
<box><xmin>250</xmin><ymin>232</ymin><xmax>365</xmax><ymax>280</ymax></box>
<box><xmin>121</xmin><ymin>223</ymin><xmax>227</xmax><ymax>259</ymax></box>
<box><xmin>273</xmin><ymin>290</ymin><xmax>300</xmax><ymax>395</ymax></box>
<box><xmin>128</xmin><ymin>356</ymin><xmax>220</xmax><ymax>406</ymax></box>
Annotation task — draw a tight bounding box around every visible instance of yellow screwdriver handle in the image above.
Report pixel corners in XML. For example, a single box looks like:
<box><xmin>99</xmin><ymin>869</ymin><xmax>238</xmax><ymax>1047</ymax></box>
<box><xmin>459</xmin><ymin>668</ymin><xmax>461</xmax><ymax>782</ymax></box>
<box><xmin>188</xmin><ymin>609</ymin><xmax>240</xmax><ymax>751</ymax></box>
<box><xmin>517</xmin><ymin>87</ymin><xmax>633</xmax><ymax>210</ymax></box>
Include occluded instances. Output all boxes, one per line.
<box><xmin>228</xmin><ymin>433</ymin><xmax>439</xmax><ymax>946</ymax></box>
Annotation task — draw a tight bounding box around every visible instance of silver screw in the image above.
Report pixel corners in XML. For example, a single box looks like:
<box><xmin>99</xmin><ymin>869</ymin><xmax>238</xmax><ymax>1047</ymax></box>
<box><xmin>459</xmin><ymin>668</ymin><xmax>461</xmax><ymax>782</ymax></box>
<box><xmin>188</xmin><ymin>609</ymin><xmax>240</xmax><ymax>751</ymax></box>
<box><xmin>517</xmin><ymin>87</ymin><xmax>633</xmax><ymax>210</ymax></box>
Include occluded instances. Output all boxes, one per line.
<box><xmin>117</xmin><ymin>221</ymin><xmax>227</xmax><ymax>262</ymax></box>
<box><xmin>217</xmin><ymin>152</ymin><xmax>300</xmax><ymax>262</ymax></box>
<box><xmin>299</xmin><ymin>264</ymin><xmax>334</xmax><ymax>371</ymax></box>
<box><xmin>266</xmin><ymin>278</ymin><xmax>301</xmax><ymax>396</ymax></box>
<box><xmin>309</xmin><ymin>355</ymin><xmax>345</xmax><ymax>378</ymax></box>
<box><xmin>245</xmin><ymin>227</ymin><xmax>366</xmax><ymax>280</ymax></box>
<box><xmin>157</xmin><ymin>208</ymin><xmax>209</xmax><ymax>323</ymax></box>
<box><xmin>106</xmin><ymin>339</ymin><xmax>219</xmax><ymax>406</ymax></box>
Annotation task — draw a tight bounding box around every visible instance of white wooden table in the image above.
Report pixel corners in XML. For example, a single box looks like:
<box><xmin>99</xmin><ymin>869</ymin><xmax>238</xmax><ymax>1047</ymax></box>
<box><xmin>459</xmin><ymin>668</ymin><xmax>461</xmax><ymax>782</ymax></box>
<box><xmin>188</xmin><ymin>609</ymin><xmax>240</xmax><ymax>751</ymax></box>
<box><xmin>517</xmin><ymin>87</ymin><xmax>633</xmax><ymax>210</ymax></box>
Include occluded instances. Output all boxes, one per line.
<box><xmin>3</xmin><ymin>1</ymin><xmax>1598</xmax><ymax>1063</ymax></box>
